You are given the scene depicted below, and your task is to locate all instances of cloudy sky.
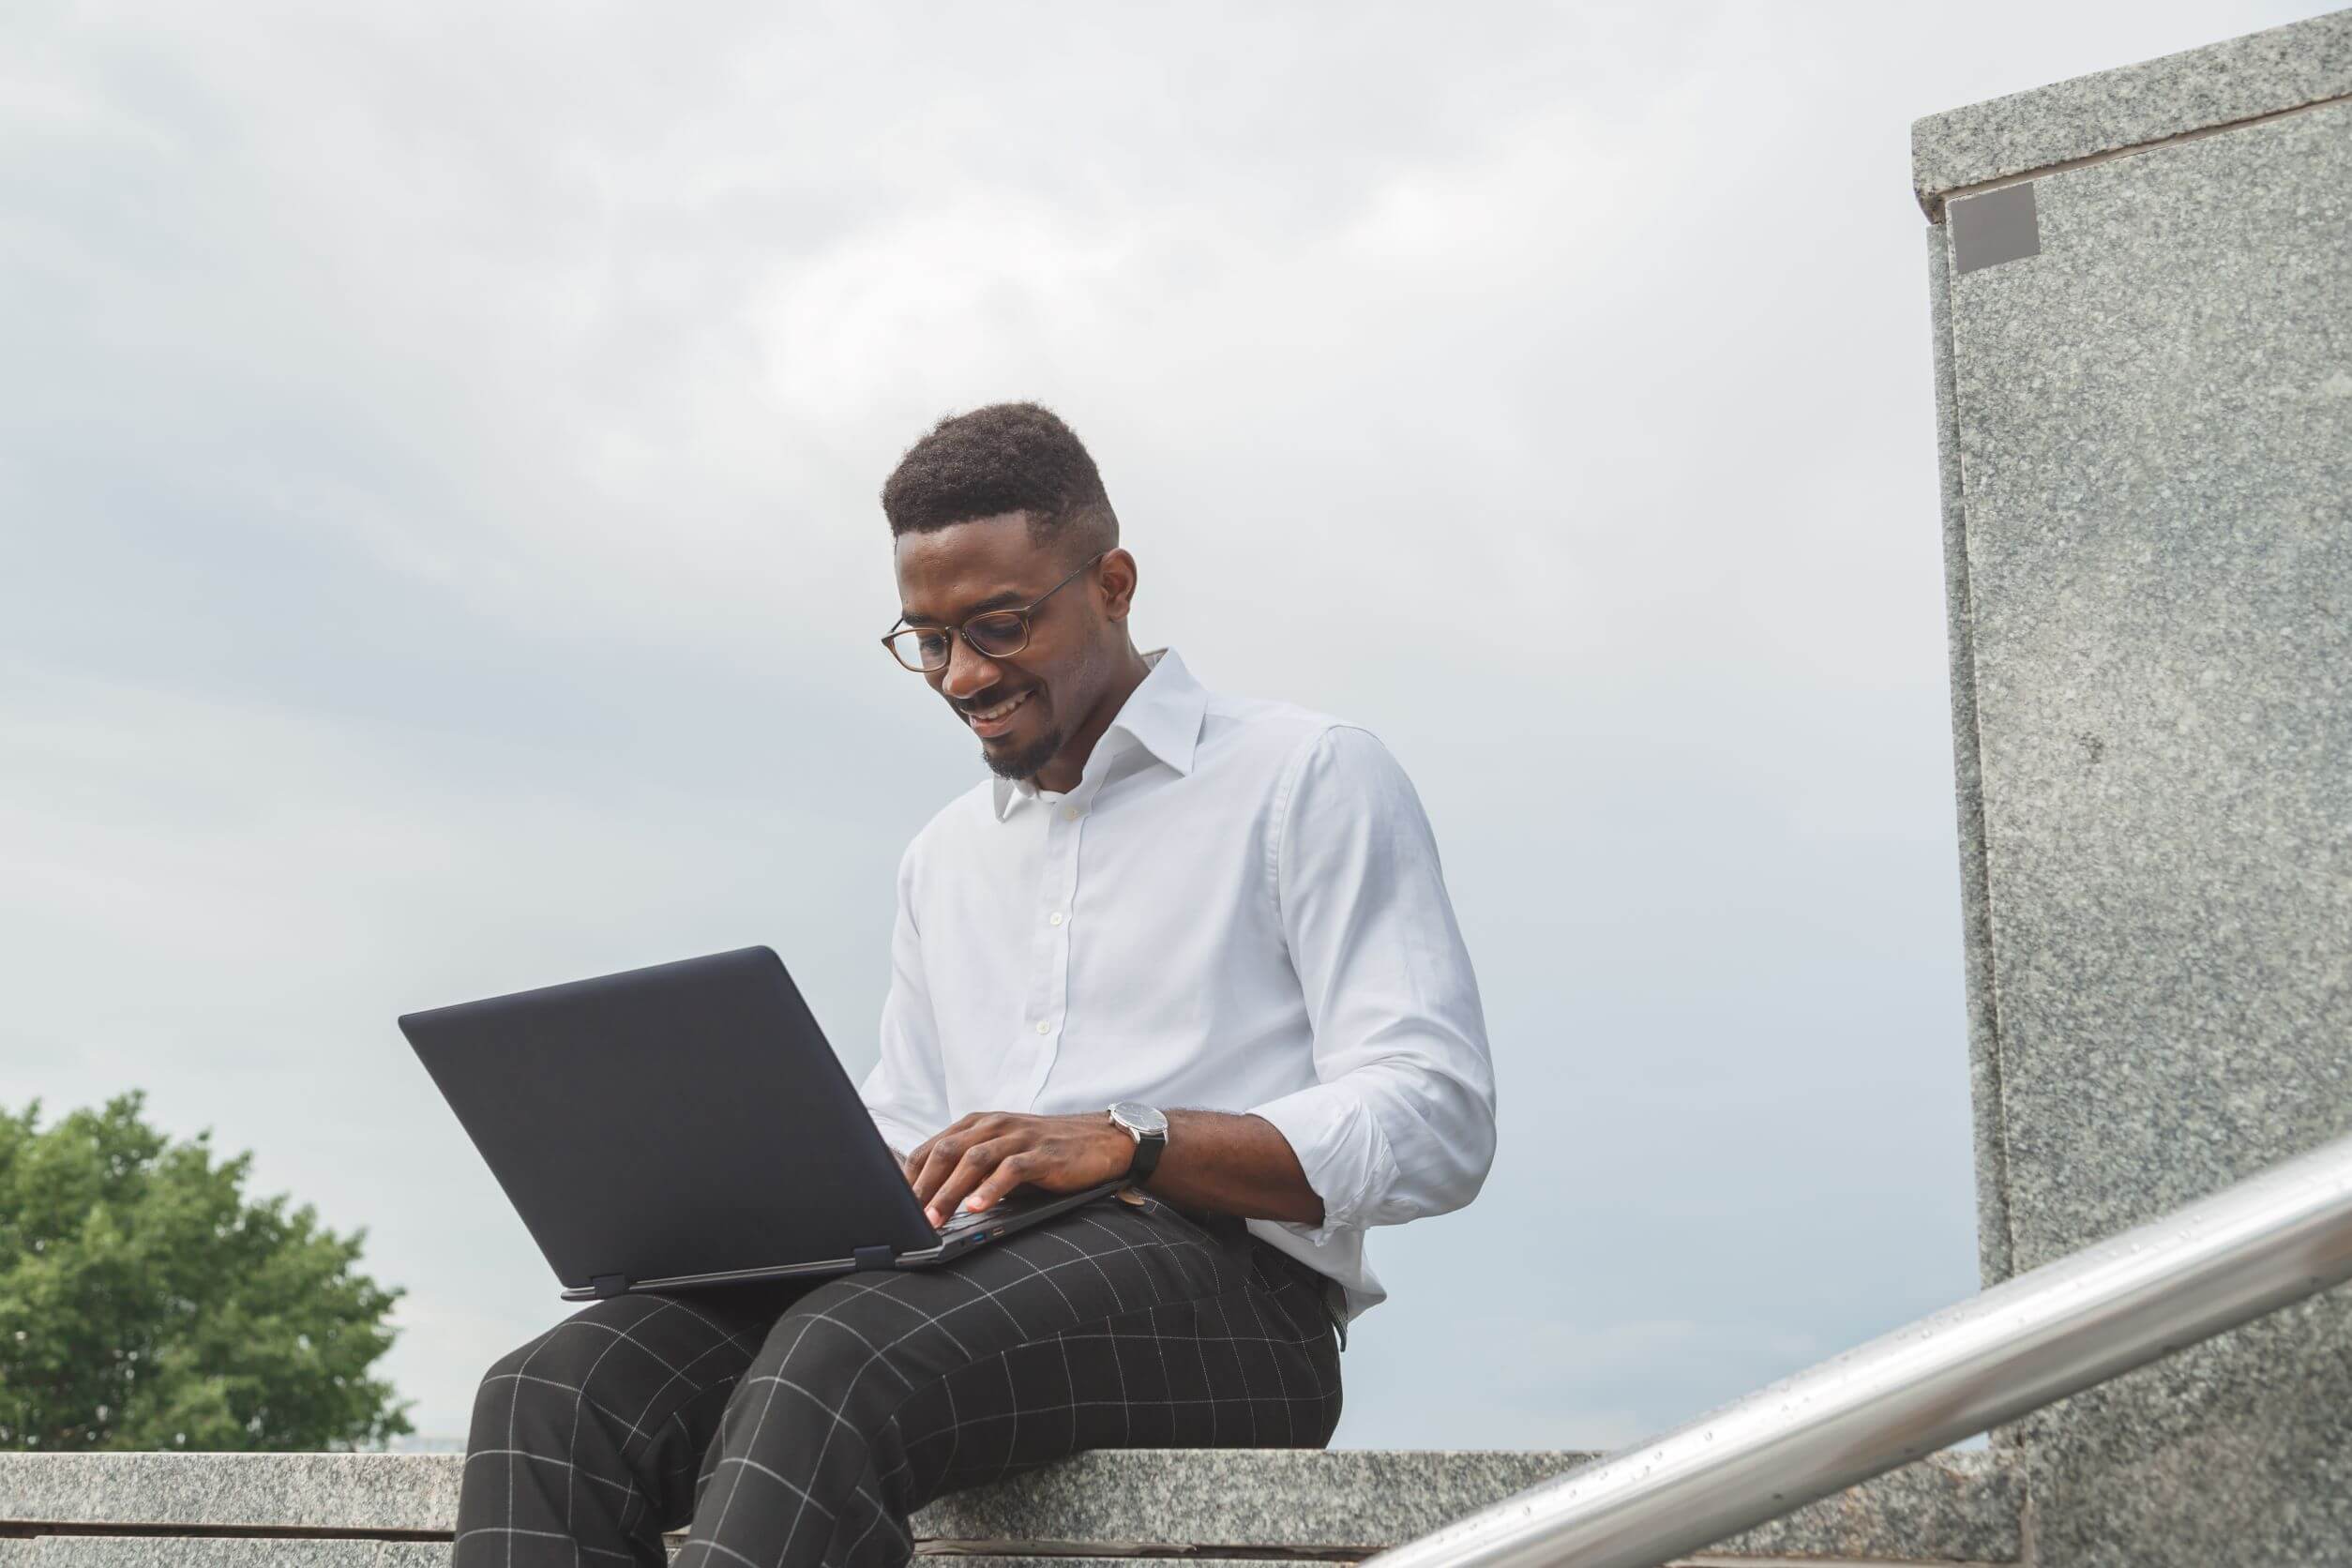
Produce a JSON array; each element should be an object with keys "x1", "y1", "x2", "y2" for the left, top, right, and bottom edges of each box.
[{"x1": 3, "y1": 0, "x2": 2328, "y2": 1451}]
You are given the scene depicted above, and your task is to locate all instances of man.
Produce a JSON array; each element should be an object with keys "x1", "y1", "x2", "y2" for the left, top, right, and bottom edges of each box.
[{"x1": 455, "y1": 403, "x2": 1495, "y2": 1568}]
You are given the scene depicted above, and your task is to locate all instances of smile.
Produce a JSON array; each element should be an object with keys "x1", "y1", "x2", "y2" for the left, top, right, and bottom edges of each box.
[{"x1": 964, "y1": 688, "x2": 1034, "y2": 736}]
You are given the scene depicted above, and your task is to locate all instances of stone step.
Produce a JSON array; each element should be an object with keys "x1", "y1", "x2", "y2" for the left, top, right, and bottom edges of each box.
[{"x1": 0, "y1": 1449, "x2": 2020, "y2": 1565}]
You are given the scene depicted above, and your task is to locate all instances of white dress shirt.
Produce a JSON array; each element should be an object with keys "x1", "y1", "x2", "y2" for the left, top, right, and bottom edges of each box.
[{"x1": 859, "y1": 647, "x2": 1495, "y2": 1319}]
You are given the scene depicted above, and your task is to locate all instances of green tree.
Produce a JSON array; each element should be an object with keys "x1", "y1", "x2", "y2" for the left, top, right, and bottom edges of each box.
[{"x1": 0, "y1": 1092, "x2": 414, "y2": 1450}]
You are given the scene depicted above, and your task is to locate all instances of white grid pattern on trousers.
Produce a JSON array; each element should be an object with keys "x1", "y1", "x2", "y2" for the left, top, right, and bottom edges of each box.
[{"x1": 454, "y1": 1192, "x2": 1343, "y2": 1568}]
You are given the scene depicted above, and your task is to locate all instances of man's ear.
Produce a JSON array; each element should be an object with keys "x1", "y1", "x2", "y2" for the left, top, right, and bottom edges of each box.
[{"x1": 1097, "y1": 549, "x2": 1139, "y2": 621}]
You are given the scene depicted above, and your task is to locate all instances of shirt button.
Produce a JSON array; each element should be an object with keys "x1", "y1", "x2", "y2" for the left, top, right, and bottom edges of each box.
[
  {"x1": 1034, "y1": 1020, "x2": 1050, "y2": 1034},
  {"x1": 1062, "y1": 805, "x2": 1080, "y2": 822},
  {"x1": 1048, "y1": 912, "x2": 1064, "y2": 927}
]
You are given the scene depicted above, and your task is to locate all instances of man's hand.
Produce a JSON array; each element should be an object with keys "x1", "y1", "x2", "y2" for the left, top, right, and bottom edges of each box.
[
  {"x1": 904, "y1": 1111, "x2": 1134, "y2": 1228},
  {"x1": 902, "y1": 1107, "x2": 1327, "y2": 1230}
]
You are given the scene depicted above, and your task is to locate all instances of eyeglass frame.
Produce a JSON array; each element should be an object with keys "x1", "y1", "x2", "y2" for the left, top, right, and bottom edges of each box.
[{"x1": 881, "y1": 550, "x2": 1109, "y2": 673}]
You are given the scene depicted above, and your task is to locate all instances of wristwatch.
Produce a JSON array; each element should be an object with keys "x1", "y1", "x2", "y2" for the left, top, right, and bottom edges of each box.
[{"x1": 1107, "y1": 1101, "x2": 1168, "y2": 1184}]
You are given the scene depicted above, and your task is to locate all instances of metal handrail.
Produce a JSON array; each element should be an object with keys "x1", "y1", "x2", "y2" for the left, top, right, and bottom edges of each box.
[{"x1": 1366, "y1": 1130, "x2": 2352, "y2": 1568}]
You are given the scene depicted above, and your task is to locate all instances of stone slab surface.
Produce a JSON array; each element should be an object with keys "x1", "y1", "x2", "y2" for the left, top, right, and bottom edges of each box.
[
  {"x1": 0, "y1": 1448, "x2": 2021, "y2": 1562},
  {"x1": 1936, "y1": 91, "x2": 2352, "y2": 1568},
  {"x1": 1910, "y1": 7, "x2": 2352, "y2": 211},
  {"x1": 0, "y1": 1551, "x2": 2013, "y2": 1560},
  {"x1": 911, "y1": 1448, "x2": 2018, "y2": 1560},
  {"x1": 23, "y1": 1545, "x2": 409, "y2": 1568},
  {"x1": 368, "y1": 1550, "x2": 449, "y2": 1568},
  {"x1": 0, "y1": 1455, "x2": 462, "y2": 1533}
]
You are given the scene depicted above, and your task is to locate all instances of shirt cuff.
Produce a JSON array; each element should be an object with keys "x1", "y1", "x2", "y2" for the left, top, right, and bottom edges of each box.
[{"x1": 1247, "y1": 1081, "x2": 1398, "y2": 1244}]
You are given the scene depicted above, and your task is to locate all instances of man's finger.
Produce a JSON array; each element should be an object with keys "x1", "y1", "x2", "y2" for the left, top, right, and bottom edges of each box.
[
  {"x1": 926, "y1": 1138, "x2": 1009, "y2": 1226},
  {"x1": 911, "y1": 1117, "x2": 976, "y2": 1181},
  {"x1": 911, "y1": 1136, "x2": 967, "y2": 1207},
  {"x1": 903, "y1": 1138, "x2": 936, "y2": 1185},
  {"x1": 961, "y1": 1152, "x2": 1037, "y2": 1214}
]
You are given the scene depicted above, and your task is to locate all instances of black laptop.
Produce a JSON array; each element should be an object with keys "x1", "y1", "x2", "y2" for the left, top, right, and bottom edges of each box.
[{"x1": 399, "y1": 945, "x2": 1122, "y2": 1301}]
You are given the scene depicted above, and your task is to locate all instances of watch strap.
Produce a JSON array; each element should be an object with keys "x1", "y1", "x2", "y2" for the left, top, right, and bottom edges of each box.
[{"x1": 1126, "y1": 1123, "x2": 1166, "y2": 1184}]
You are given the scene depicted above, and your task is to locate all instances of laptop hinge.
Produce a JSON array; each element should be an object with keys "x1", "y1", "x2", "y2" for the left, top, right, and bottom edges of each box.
[
  {"x1": 589, "y1": 1273, "x2": 631, "y2": 1297},
  {"x1": 852, "y1": 1245, "x2": 897, "y2": 1273}
]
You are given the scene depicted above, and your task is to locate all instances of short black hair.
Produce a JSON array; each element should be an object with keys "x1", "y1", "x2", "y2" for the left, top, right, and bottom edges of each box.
[{"x1": 881, "y1": 401, "x2": 1118, "y2": 557}]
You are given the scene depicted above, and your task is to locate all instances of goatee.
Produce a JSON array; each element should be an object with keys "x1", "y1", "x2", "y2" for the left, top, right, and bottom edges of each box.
[{"x1": 983, "y1": 728, "x2": 1063, "y2": 781}]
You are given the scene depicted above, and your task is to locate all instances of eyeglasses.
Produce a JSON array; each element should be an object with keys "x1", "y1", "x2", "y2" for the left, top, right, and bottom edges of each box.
[{"x1": 882, "y1": 551, "x2": 1108, "y2": 673}]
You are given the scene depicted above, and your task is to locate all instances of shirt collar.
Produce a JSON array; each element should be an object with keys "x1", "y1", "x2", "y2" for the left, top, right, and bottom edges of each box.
[{"x1": 990, "y1": 647, "x2": 1207, "y2": 821}]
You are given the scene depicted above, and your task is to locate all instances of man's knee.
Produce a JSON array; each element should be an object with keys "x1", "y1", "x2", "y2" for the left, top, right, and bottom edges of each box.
[
  {"x1": 739, "y1": 1284, "x2": 919, "y2": 1442},
  {"x1": 475, "y1": 1298, "x2": 666, "y2": 1444}
]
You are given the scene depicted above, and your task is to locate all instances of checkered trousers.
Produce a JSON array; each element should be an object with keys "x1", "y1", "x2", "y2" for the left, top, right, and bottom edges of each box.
[{"x1": 454, "y1": 1190, "x2": 1344, "y2": 1568}]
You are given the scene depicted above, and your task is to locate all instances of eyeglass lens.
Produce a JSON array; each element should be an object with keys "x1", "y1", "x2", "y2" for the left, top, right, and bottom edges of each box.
[
  {"x1": 963, "y1": 612, "x2": 1028, "y2": 656},
  {"x1": 890, "y1": 611, "x2": 1029, "y2": 671}
]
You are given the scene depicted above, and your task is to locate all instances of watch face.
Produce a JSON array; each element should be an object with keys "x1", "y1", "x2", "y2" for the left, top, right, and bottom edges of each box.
[{"x1": 1109, "y1": 1100, "x2": 1168, "y2": 1138}]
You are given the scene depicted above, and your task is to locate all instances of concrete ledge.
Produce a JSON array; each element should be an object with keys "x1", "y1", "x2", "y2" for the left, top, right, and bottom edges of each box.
[
  {"x1": 0, "y1": 1554, "x2": 2018, "y2": 1568},
  {"x1": 0, "y1": 1455, "x2": 459, "y2": 1535},
  {"x1": 1909, "y1": 7, "x2": 2352, "y2": 215},
  {"x1": 0, "y1": 1449, "x2": 2021, "y2": 1564},
  {"x1": 910, "y1": 1448, "x2": 2019, "y2": 1560}
]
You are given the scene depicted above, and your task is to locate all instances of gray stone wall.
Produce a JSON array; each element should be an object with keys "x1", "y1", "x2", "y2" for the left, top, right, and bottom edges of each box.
[
  {"x1": 1916, "y1": 10, "x2": 2352, "y2": 1566},
  {"x1": 0, "y1": 1450, "x2": 2023, "y2": 1566}
]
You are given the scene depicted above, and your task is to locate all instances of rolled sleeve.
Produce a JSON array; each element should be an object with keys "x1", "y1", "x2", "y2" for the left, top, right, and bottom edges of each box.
[
  {"x1": 1249, "y1": 725, "x2": 1497, "y2": 1244},
  {"x1": 1249, "y1": 1078, "x2": 1397, "y2": 1243}
]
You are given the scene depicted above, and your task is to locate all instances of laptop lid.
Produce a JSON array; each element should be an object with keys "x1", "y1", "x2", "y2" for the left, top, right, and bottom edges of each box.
[{"x1": 399, "y1": 945, "x2": 936, "y2": 1292}]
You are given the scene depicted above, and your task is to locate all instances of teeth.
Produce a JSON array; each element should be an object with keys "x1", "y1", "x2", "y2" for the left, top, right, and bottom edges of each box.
[{"x1": 970, "y1": 689, "x2": 1032, "y2": 722}]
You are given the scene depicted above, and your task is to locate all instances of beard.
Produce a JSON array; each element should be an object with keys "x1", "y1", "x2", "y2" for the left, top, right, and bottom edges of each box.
[{"x1": 981, "y1": 723, "x2": 1064, "y2": 782}]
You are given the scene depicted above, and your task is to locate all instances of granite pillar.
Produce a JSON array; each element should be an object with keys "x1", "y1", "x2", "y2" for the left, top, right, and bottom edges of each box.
[{"x1": 1915, "y1": 9, "x2": 2352, "y2": 1565}]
